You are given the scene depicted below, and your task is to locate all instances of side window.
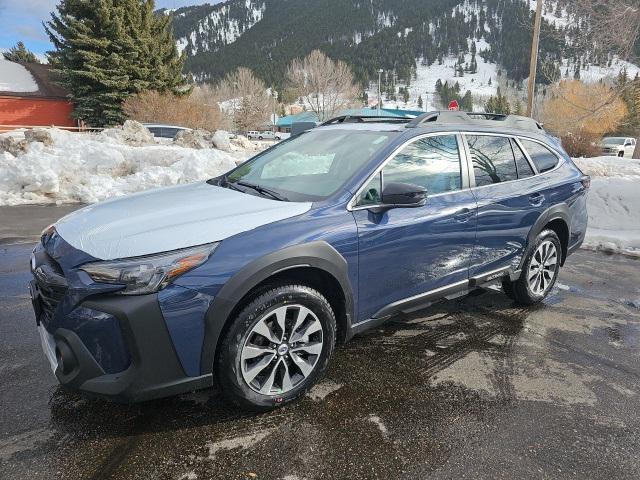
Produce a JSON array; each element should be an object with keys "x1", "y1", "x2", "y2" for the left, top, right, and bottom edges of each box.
[
  {"x1": 467, "y1": 135, "x2": 518, "y2": 186},
  {"x1": 511, "y1": 140, "x2": 535, "y2": 178},
  {"x1": 519, "y1": 139, "x2": 559, "y2": 173},
  {"x1": 355, "y1": 135, "x2": 462, "y2": 206}
]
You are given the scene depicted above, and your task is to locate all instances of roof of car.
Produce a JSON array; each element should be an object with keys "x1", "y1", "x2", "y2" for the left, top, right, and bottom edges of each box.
[
  {"x1": 142, "y1": 123, "x2": 192, "y2": 130},
  {"x1": 315, "y1": 111, "x2": 551, "y2": 140}
]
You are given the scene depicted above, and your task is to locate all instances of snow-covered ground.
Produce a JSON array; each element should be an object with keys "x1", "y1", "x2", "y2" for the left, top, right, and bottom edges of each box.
[
  {"x1": 0, "y1": 127, "x2": 257, "y2": 206},
  {"x1": 574, "y1": 156, "x2": 640, "y2": 257},
  {"x1": 0, "y1": 56, "x2": 38, "y2": 93},
  {"x1": 367, "y1": 38, "x2": 498, "y2": 111}
]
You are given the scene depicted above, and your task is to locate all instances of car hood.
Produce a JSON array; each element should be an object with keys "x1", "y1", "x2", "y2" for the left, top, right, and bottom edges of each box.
[{"x1": 54, "y1": 182, "x2": 312, "y2": 260}]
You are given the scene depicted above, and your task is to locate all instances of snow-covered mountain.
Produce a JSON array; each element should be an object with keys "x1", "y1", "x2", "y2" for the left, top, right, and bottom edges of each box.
[{"x1": 165, "y1": 0, "x2": 640, "y2": 108}]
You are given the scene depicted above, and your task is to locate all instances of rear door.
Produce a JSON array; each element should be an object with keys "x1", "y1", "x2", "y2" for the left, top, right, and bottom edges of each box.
[
  {"x1": 464, "y1": 133, "x2": 541, "y2": 278},
  {"x1": 353, "y1": 133, "x2": 477, "y2": 321}
]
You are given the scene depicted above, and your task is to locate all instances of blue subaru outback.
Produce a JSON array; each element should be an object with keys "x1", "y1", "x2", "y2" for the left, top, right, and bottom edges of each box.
[{"x1": 30, "y1": 111, "x2": 589, "y2": 410}]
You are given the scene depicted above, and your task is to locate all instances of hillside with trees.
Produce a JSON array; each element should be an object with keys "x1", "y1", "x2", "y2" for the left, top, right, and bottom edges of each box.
[{"x1": 166, "y1": 0, "x2": 638, "y2": 92}]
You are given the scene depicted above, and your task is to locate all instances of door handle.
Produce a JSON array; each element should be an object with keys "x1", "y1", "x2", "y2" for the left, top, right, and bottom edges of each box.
[
  {"x1": 454, "y1": 208, "x2": 474, "y2": 222},
  {"x1": 529, "y1": 193, "x2": 545, "y2": 206}
]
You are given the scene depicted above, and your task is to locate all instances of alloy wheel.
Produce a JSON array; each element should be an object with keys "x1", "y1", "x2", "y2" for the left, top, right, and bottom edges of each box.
[
  {"x1": 527, "y1": 240, "x2": 558, "y2": 296},
  {"x1": 240, "y1": 304, "x2": 324, "y2": 395}
]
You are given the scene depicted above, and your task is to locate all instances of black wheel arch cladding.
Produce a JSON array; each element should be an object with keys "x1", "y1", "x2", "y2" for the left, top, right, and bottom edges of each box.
[
  {"x1": 522, "y1": 203, "x2": 570, "y2": 269},
  {"x1": 200, "y1": 241, "x2": 353, "y2": 375}
]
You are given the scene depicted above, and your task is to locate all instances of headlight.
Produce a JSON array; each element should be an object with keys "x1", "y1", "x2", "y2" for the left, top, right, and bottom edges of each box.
[{"x1": 81, "y1": 243, "x2": 219, "y2": 295}]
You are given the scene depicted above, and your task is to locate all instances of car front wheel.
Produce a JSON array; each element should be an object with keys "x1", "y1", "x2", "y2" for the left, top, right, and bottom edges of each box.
[
  {"x1": 502, "y1": 229, "x2": 562, "y2": 305},
  {"x1": 217, "y1": 284, "x2": 336, "y2": 411}
]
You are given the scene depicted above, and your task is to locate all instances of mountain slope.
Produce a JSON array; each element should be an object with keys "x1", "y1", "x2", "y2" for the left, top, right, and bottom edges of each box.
[{"x1": 166, "y1": 0, "x2": 639, "y2": 95}]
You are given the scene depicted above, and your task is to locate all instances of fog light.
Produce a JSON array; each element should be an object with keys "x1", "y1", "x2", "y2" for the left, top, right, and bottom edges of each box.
[{"x1": 55, "y1": 341, "x2": 77, "y2": 375}]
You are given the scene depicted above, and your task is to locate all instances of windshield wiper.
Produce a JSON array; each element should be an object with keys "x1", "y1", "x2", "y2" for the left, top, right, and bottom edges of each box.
[
  {"x1": 236, "y1": 181, "x2": 289, "y2": 202},
  {"x1": 219, "y1": 177, "x2": 243, "y2": 193}
]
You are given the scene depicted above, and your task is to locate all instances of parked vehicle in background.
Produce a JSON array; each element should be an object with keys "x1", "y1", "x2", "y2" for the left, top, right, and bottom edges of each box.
[
  {"x1": 143, "y1": 124, "x2": 192, "y2": 139},
  {"x1": 247, "y1": 130, "x2": 287, "y2": 140},
  {"x1": 29, "y1": 111, "x2": 589, "y2": 411},
  {"x1": 600, "y1": 137, "x2": 637, "y2": 158}
]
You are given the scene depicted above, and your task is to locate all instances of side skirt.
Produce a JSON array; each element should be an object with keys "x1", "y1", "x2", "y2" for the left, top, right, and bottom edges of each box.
[{"x1": 348, "y1": 266, "x2": 515, "y2": 338}]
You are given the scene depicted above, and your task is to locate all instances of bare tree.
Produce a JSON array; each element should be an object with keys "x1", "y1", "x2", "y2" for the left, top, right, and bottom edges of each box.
[
  {"x1": 217, "y1": 67, "x2": 272, "y2": 132},
  {"x1": 572, "y1": 0, "x2": 640, "y2": 60},
  {"x1": 286, "y1": 50, "x2": 359, "y2": 122},
  {"x1": 123, "y1": 89, "x2": 225, "y2": 130}
]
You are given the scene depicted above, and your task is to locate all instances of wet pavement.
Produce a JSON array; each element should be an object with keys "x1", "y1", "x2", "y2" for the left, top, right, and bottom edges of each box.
[{"x1": 2, "y1": 232, "x2": 640, "y2": 478}]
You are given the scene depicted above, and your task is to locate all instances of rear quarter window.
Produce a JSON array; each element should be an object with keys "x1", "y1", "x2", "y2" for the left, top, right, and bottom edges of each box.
[{"x1": 519, "y1": 139, "x2": 560, "y2": 173}]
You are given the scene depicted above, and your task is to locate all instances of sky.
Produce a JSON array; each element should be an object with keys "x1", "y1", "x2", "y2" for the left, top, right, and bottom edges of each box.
[{"x1": 0, "y1": 0, "x2": 219, "y2": 55}]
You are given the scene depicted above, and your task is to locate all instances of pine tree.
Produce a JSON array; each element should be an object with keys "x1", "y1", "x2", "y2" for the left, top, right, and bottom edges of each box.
[
  {"x1": 45, "y1": 0, "x2": 188, "y2": 127},
  {"x1": 417, "y1": 95, "x2": 423, "y2": 110},
  {"x1": 485, "y1": 87, "x2": 511, "y2": 114},
  {"x1": 3, "y1": 41, "x2": 40, "y2": 63},
  {"x1": 461, "y1": 90, "x2": 473, "y2": 111}
]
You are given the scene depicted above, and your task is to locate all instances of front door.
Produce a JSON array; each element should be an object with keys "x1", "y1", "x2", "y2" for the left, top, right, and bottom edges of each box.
[{"x1": 352, "y1": 134, "x2": 477, "y2": 322}]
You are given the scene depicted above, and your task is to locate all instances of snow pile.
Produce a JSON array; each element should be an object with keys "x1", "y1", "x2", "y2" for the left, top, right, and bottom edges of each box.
[
  {"x1": 0, "y1": 126, "x2": 255, "y2": 206},
  {"x1": 0, "y1": 56, "x2": 39, "y2": 93},
  {"x1": 574, "y1": 156, "x2": 640, "y2": 256}
]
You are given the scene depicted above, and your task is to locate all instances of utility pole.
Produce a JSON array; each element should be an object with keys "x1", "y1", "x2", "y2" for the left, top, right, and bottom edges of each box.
[
  {"x1": 271, "y1": 89, "x2": 278, "y2": 134},
  {"x1": 377, "y1": 69, "x2": 384, "y2": 115},
  {"x1": 526, "y1": 0, "x2": 543, "y2": 117}
]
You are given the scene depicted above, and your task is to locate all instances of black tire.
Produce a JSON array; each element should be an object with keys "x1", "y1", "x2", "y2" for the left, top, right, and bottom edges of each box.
[
  {"x1": 618, "y1": 151, "x2": 624, "y2": 158},
  {"x1": 503, "y1": 229, "x2": 562, "y2": 306},
  {"x1": 216, "y1": 284, "x2": 336, "y2": 411},
  {"x1": 258, "y1": 136, "x2": 263, "y2": 140}
]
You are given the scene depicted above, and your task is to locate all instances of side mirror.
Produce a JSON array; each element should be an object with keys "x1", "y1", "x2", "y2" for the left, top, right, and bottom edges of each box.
[{"x1": 381, "y1": 182, "x2": 427, "y2": 208}]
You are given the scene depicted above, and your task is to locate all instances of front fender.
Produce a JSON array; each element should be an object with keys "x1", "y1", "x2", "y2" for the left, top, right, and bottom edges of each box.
[{"x1": 199, "y1": 241, "x2": 354, "y2": 375}]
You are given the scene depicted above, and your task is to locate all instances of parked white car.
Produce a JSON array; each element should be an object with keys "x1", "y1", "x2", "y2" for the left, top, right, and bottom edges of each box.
[
  {"x1": 600, "y1": 137, "x2": 637, "y2": 158},
  {"x1": 247, "y1": 130, "x2": 288, "y2": 140}
]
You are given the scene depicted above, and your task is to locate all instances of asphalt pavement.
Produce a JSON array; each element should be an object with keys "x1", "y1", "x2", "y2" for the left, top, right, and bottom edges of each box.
[{"x1": 1, "y1": 206, "x2": 640, "y2": 479}]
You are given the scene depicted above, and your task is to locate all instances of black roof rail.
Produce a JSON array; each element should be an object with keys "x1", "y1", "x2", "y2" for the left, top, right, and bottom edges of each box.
[
  {"x1": 406, "y1": 111, "x2": 544, "y2": 132},
  {"x1": 320, "y1": 115, "x2": 413, "y2": 126}
]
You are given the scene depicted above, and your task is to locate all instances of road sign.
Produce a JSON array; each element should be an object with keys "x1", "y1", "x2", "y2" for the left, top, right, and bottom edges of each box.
[{"x1": 448, "y1": 99, "x2": 459, "y2": 111}]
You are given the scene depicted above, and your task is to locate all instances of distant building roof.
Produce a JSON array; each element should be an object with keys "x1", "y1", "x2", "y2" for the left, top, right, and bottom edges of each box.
[
  {"x1": 0, "y1": 59, "x2": 69, "y2": 99},
  {"x1": 276, "y1": 107, "x2": 424, "y2": 127},
  {"x1": 276, "y1": 111, "x2": 319, "y2": 127}
]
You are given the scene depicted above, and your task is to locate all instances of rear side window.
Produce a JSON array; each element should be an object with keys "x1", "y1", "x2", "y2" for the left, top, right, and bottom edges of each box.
[
  {"x1": 519, "y1": 139, "x2": 559, "y2": 173},
  {"x1": 511, "y1": 140, "x2": 535, "y2": 178},
  {"x1": 467, "y1": 135, "x2": 518, "y2": 186}
]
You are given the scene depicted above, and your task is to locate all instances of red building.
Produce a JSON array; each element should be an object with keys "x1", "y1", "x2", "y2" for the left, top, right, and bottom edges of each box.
[{"x1": 0, "y1": 62, "x2": 76, "y2": 131}]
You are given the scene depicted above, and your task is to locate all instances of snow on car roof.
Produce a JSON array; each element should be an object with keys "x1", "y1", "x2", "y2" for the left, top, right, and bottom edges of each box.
[{"x1": 0, "y1": 56, "x2": 39, "y2": 93}]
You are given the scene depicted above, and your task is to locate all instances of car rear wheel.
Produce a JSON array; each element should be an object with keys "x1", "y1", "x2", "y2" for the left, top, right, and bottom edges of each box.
[
  {"x1": 502, "y1": 229, "x2": 562, "y2": 305},
  {"x1": 216, "y1": 284, "x2": 336, "y2": 411}
]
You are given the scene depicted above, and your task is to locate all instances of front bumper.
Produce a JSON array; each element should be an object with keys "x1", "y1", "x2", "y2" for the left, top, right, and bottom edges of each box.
[{"x1": 31, "y1": 287, "x2": 213, "y2": 402}]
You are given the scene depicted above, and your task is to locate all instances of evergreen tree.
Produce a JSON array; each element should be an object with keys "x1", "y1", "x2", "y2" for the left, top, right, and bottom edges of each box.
[
  {"x1": 513, "y1": 100, "x2": 524, "y2": 116},
  {"x1": 485, "y1": 87, "x2": 511, "y2": 114},
  {"x1": 417, "y1": 94, "x2": 423, "y2": 109},
  {"x1": 3, "y1": 41, "x2": 40, "y2": 63},
  {"x1": 45, "y1": 0, "x2": 188, "y2": 127},
  {"x1": 461, "y1": 90, "x2": 473, "y2": 111}
]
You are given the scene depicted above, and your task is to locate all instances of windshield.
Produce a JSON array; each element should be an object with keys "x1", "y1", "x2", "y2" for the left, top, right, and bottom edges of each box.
[
  {"x1": 603, "y1": 137, "x2": 626, "y2": 145},
  {"x1": 222, "y1": 129, "x2": 393, "y2": 202}
]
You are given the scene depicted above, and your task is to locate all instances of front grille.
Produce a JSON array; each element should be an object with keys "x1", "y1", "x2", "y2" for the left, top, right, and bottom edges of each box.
[{"x1": 32, "y1": 251, "x2": 68, "y2": 321}]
